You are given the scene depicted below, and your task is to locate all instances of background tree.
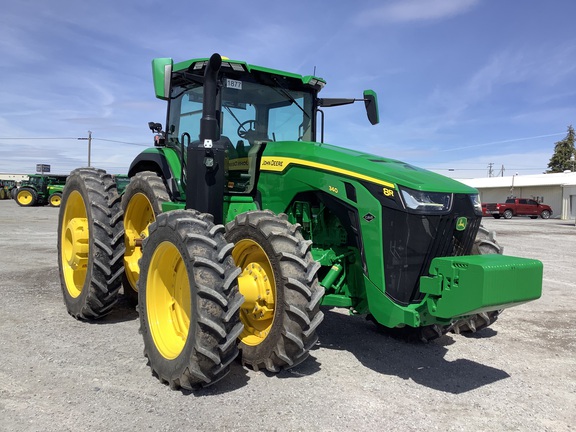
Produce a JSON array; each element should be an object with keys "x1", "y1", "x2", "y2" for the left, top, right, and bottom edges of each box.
[{"x1": 547, "y1": 125, "x2": 576, "y2": 173}]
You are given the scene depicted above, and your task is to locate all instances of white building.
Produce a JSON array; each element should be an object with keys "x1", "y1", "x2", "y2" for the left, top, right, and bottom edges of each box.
[
  {"x1": 0, "y1": 173, "x2": 28, "y2": 182},
  {"x1": 457, "y1": 171, "x2": 576, "y2": 220}
]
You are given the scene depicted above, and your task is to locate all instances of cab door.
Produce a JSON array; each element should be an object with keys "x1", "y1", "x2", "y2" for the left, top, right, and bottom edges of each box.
[{"x1": 527, "y1": 199, "x2": 539, "y2": 216}]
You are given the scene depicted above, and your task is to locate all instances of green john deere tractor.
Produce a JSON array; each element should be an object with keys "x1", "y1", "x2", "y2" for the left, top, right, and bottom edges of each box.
[
  {"x1": 16, "y1": 174, "x2": 67, "y2": 207},
  {"x1": 57, "y1": 54, "x2": 543, "y2": 390},
  {"x1": 0, "y1": 180, "x2": 16, "y2": 200}
]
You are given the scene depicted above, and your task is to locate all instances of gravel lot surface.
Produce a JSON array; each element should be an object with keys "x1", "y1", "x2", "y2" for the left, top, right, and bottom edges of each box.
[{"x1": 0, "y1": 200, "x2": 574, "y2": 432}]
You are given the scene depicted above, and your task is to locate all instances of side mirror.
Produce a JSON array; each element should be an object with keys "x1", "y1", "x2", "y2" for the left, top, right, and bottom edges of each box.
[
  {"x1": 152, "y1": 58, "x2": 173, "y2": 100},
  {"x1": 363, "y1": 90, "x2": 379, "y2": 125}
]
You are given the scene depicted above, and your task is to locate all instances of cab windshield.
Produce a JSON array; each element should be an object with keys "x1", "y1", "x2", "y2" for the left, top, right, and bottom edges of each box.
[
  {"x1": 166, "y1": 73, "x2": 315, "y2": 193},
  {"x1": 167, "y1": 76, "x2": 314, "y2": 150}
]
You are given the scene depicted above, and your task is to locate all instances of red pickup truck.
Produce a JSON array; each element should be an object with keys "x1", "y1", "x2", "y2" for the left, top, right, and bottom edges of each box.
[{"x1": 485, "y1": 198, "x2": 552, "y2": 219}]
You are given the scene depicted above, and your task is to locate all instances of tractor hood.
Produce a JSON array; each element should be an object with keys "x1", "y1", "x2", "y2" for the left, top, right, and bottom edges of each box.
[{"x1": 261, "y1": 141, "x2": 477, "y2": 195}]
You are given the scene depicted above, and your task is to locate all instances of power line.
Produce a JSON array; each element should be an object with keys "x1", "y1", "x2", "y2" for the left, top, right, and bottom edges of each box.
[
  {"x1": 0, "y1": 136, "x2": 149, "y2": 147},
  {"x1": 93, "y1": 138, "x2": 148, "y2": 147},
  {"x1": 0, "y1": 137, "x2": 79, "y2": 140},
  {"x1": 429, "y1": 167, "x2": 545, "y2": 171}
]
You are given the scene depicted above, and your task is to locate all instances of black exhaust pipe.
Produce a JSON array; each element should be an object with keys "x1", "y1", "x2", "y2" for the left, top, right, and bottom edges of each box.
[
  {"x1": 186, "y1": 53, "x2": 226, "y2": 223},
  {"x1": 199, "y1": 53, "x2": 222, "y2": 144}
]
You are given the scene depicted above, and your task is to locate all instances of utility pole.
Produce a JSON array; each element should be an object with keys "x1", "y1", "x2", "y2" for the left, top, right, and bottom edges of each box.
[
  {"x1": 488, "y1": 162, "x2": 494, "y2": 177},
  {"x1": 77, "y1": 130, "x2": 93, "y2": 167}
]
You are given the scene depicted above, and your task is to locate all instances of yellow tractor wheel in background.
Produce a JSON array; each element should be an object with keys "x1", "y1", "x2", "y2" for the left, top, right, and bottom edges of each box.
[
  {"x1": 16, "y1": 187, "x2": 37, "y2": 207},
  {"x1": 49, "y1": 192, "x2": 62, "y2": 207}
]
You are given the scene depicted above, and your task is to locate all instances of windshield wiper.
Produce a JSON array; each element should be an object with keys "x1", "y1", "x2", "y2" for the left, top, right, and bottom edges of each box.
[{"x1": 270, "y1": 77, "x2": 310, "y2": 119}]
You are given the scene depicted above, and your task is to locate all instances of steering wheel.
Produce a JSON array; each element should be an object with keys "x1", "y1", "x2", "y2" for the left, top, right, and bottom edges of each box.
[{"x1": 237, "y1": 120, "x2": 257, "y2": 139}]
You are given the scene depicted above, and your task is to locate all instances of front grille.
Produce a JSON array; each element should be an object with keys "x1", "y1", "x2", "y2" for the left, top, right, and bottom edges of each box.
[{"x1": 381, "y1": 194, "x2": 481, "y2": 306}]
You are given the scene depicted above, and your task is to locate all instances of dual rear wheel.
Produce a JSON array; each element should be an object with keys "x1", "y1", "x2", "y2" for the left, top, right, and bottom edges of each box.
[{"x1": 57, "y1": 168, "x2": 124, "y2": 319}]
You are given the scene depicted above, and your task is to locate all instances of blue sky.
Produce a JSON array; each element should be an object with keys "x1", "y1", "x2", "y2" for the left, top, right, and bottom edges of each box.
[{"x1": 1, "y1": 0, "x2": 575, "y2": 178}]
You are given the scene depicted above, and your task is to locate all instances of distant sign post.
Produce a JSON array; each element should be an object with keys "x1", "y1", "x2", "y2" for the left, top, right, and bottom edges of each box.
[{"x1": 36, "y1": 164, "x2": 50, "y2": 174}]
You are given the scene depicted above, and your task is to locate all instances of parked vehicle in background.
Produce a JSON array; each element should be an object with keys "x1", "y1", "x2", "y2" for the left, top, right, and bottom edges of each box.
[
  {"x1": 15, "y1": 174, "x2": 68, "y2": 207},
  {"x1": 485, "y1": 198, "x2": 552, "y2": 219},
  {"x1": 0, "y1": 180, "x2": 17, "y2": 200}
]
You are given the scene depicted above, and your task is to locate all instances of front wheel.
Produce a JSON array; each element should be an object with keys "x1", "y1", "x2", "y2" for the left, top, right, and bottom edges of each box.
[
  {"x1": 540, "y1": 210, "x2": 550, "y2": 219},
  {"x1": 139, "y1": 210, "x2": 244, "y2": 390},
  {"x1": 226, "y1": 210, "x2": 324, "y2": 372},
  {"x1": 503, "y1": 209, "x2": 513, "y2": 219}
]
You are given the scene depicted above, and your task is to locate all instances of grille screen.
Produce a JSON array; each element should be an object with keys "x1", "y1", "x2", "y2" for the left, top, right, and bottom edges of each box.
[{"x1": 381, "y1": 194, "x2": 481, "y2": 305}]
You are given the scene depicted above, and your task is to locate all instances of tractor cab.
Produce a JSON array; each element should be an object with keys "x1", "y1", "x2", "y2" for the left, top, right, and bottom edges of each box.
[{"x1": 165, "y1": 61, "x2": 318, "y2": 196}]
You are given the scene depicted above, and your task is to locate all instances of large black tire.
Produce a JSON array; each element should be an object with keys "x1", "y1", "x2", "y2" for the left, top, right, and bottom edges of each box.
[
  {"x1": 57, "y1": 168, "x2": 125, "y2": 319},
  {"x1": 16, "y1": 187, "x2": 38, "y2": 207},
  {"x1": 138, "y1": 210, "x2": 244, "y2": 390},
  {"x1": 540, "y1": 210, "x2": 551, "y2": 219},
  {"x1": 225, "y1": 210, "x2": 324, "y2": 372},
  {"x1": 450, "y1": 225, "x2": 503, "y2": 334},
  {"x1": 121, "y1": 171, "x2": 170, "y2": 301},
  {"x1": 503, "y1": 209, "x2": 513, "y2": 219},
  {"x1": 10, "y1": 187, "x2": 18, "y2": 200}
]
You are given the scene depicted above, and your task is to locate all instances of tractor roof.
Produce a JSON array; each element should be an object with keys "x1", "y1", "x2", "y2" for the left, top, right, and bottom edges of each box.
[{"x1": 152, "y1": 56, "x2": 325, "y2": 100}]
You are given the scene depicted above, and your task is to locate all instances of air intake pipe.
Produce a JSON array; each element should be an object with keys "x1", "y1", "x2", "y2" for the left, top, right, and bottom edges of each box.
[{"x1": 185, "y1": 53, "x2": 226, "y2": 223}]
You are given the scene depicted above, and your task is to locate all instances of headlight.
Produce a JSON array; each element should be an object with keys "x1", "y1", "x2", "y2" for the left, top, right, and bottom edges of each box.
[
  {"x1": 469, "y1": 194, "x2": 483, "y2": 215},
  {"x1": 400, "y1": 187, "x2": 452, "y2": 214}
]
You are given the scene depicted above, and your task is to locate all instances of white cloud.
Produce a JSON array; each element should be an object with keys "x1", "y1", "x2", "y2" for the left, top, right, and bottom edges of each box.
[{"x1": 355, "y1": 0, "x2": 480, "y2": 25}]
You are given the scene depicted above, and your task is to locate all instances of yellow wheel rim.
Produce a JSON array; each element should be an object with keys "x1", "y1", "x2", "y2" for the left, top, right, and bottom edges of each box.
[
  {"x1": 146, "y1": 241, "x2": 191, "y2": 360},
  {"x1": 17, "y1": 190, "x2": 33, "y2": 205},
  {"x1": 50, "y1": 194, "x2": 62, "y2": 207},
  {"x1": 60, "y1": 190, "x2": 89, "y2": 298},
  {"x1": 233, "y1": 239, "x2": 276, "y2": 346},
  {"x1": 124, "y1": 192, "x2": 156, "y2": 293}
]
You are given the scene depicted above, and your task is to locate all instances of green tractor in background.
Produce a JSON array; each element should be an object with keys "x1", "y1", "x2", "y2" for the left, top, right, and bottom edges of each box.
[
  {"x1": 16, "y1": 174, "x2": 68, "y2": 207},
  {"x1": 0, "y1": 180, "x2": 17, "y2": 200},
  {"x1": 57, "y1": 54, "x2": 542, "y2": 390}
]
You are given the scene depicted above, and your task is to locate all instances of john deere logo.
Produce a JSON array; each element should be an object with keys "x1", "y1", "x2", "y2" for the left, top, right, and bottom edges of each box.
[{"x1": 456, "y1": 217, "x2": 468, "y2": 231}]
